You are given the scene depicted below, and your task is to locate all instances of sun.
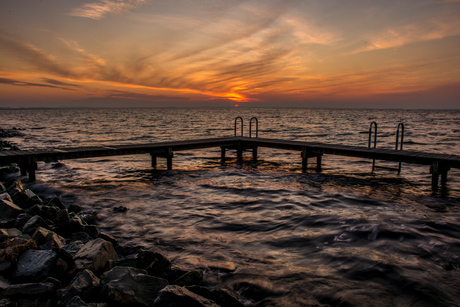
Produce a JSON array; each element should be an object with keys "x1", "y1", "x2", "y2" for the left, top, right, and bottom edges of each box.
[{"x1": 235, "y1": 104, "x2": 239, "y2": 107}]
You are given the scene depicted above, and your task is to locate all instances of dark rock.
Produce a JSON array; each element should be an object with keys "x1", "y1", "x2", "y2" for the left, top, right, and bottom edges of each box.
[
  {"x1": 83, "y1": 225, "x2": 99, "y2": 239},
  {"x1": 47, "y1": 197, "x2": 66, "y2": 210},
  {"x1": 0, "y1": 261, "x2": 13, "y2": 275},
  {"x1": 66, "y1": 296, "x2": 90, "y2": 307},
  {"x1": 5, "y1": 178, "x2": 23, "y2": 193},
  {"x1": 0, "y1": 228, "x2": 22, "y2": 242},
  {"x1": 27, "y1": 204, "x2": 59, "y2": 221},
  {"x1": 42, "y1": 276, "x2": 62, "y2": 288},
  {"x1": 113, "y1": 206, "x2": 127, "y2": 213},
  {"x1": 0, "y1": 282, "x2": 54, "y2": 296},
  {"x1": 68, "y1": 204, "x2": 82, "y2": 214},
  {"x1": 55, "y1": 209, "x2": 71, "y2": 228},
  {"x1": 32, "y1": 227, "x2": 65, "y2": 249},
  {"x1": 0, "y1": 192, "x2": 13, "y2": 202},
  {"x1": 233, "y1": 281, "x2": 281, "y2": 302},
  {"x1": 22, "y1": 215, "x2": 49, "y2": 235},
  {"x1": 173, "y1": 270, "x2": 203, "y2": 287},
  {"x1": 0, "y1": 298, "x2": 15, "y2": 307},
  {"x1": 153, "y1": 285, "x2": 219, "y2": 307},
  {"x1": 0, "y1": 182, "x2": 6, "y2": 194},
  {"x1": 70, "y1": 232, "x2": 93, "y2": 244},
  {"x1": 98, "y1": 232, "x2": 118, "y2": 247},
  {"x1": 74, "y1": 238, "x2": 118, "y2": 274},
  {"x1": 136, "y1": 249, "x2": 171, "y2": 277},
  {"x1": 0, "y1": 199, "x2": 24, "y2": 219},
  {"x1": 0, "y1": 218, "x2": 16, "y2": 228},
  {"x1": 0, "y1": 275, "x2": 11, "y2": 289},
  {"x1": 58, "y1": 269, "x2": 100, "y2": 306},
  {"x1": 13, "y1": 189, "x2": 42, "y2": 209},
  {"x1": 15, "y1": 213, "x2": 32, "y2": 229},
  {"x1": 79, "y1": 212, "x2": 97, "y2": 225},
  {"x1": 163, "y1": 266, "x2": 189, "y2": 283},
  {"x1": 63, "y1": 241, "x2": 85, "y2": 257},
  {"x1": 0, "y1": 234, "x2": 36, "y2": 263},
  {"x1": 14, "y1": 249, "x2": 58, "y2": 283},
  {"x1": 69, "y1": 213, "x2": 85, "y2": 232},
  {"x1": 101, "y1": 266, "x2": 168, "y2": 306}
]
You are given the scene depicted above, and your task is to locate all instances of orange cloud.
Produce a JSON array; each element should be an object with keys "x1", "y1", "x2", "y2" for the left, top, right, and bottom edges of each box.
[{"x1": 69, "y1": 0, "x2": 150, "y2": 20}]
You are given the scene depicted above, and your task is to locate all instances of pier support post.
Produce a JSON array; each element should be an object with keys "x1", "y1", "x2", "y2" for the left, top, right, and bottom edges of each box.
[
  {"x1": 237, "y1": 148, "x2": 243, "y2": 162},
  {"x1": 316, "y1": 154, "x2": 322, "y2": 171},
  {"x1": 166, "y1": 148, "x2": 173, "y2": 170},
  {"x1": 301, "y1": 148, "x2": 308, "y2": 172},
  {"x1": 221, "y1": 147, "x2": 226, "y2": 160},
  {"x1": 252, "y1": 147, "x2": 258, "y2": 160},
  {"x1": 150, "y1": 154, "x2": 157, "y2": 168},
  {"x1": 430, "y1": 161, "x2": 450, "y2": 191},
  {"x1": 20, "y1": 163, "x2": 28, "y2": 176},
  {"x1": 27, "y1": 157, "x2": 37, "y2": 182}
]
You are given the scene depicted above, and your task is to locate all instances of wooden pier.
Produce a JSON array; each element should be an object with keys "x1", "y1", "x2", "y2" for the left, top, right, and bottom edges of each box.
[{"x1": 1, "y1": 136, "x2": 459, "y2": 189}]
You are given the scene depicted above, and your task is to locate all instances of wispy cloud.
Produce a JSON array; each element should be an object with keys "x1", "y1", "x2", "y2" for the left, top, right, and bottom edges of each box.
[
  {"x1": 0, "y1": 77, "x2": 76, "y2": 90},
  {"x1": 69, "y1": 0, "x2": 150, "y2": 20}
]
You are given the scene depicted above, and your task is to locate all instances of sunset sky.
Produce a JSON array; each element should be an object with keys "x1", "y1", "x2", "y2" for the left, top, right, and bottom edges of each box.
[{"x1": 1, "y1": 0, "x2": 459, "y2": 108}]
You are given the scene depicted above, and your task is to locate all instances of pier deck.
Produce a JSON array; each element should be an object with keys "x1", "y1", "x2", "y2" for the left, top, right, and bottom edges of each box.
[{"x1": 1, "y1": 136, "x2": 459, "y2": 189}]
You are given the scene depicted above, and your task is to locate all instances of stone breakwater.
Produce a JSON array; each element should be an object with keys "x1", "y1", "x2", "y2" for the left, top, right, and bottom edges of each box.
[{"x1": 0, "y1": 175, "x2": 246, "y2": 307}]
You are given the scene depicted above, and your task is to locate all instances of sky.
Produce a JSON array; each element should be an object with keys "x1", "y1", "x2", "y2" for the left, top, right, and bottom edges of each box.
[{"x1": 0, "y1": 0, "x2": 459, "y2": 108}]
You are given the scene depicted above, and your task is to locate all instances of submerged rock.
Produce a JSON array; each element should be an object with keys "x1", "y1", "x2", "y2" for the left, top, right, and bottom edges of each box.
[
  {"x1": 173, "y1": 269, "x2": 203, "y2": 287},
  {"x1": 153, "y1": 285, "x2": 219, "y2": 307},
  {"x1": 101, "y1": 267, "x2": 168, "y2": 306},
  {"x1": 136, "y1": 249, "x2": 171, "y2": 277},
  {"x1": 74, "y1": 238, "x2": 118, "y2": 274}
]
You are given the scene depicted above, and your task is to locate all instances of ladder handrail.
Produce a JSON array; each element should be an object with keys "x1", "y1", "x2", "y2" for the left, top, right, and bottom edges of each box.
[
  {"x1": 395, "y1": 122, "x2": 404, "y2": 151},
  {"x1": 234, "y1": 116, "x2": 243, "y2": 136},
  {"x1": 368, "y1": 121, "x2": 377, "y2": 148},
  {"x1": 249, "y1": 117, "x2": 258, "y2": 138}
]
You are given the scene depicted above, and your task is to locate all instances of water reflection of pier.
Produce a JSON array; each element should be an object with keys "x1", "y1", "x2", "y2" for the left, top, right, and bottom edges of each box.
[{"x1": 1, "y1": 136, "x2": 458, "y2": 191}]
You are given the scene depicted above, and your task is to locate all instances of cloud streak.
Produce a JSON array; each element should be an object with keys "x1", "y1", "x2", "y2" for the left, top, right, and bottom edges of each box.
[{"x1": 69, "y1": 0, "x2": 150, "y2": 20}]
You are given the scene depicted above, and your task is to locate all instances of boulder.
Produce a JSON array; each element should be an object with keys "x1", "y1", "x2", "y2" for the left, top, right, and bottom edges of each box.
[
  {"x1": 15, "y1": 213, "x2": 32, "y2": 229},
  {"x1": 83, "y1": 225, "x2": 99, "y2": 239},
  {"x1": 58, "y1": 269, "x2": 100, "y2": 306},
  {"x1": 173, "y1": 270, "x2": 203, "y2": 286},
  {"x1": 0, "y1": 282, "x2": 54, "y2": 296},
  {"x1": 0, "y1": 228, "x2": 22, "y2": 242},
  {"x1": 63, "y1": 241, "x2": 85, "y2": 257},
  {"x1": 47, "y1": 197, "x2": 66, "y2": 210},
  {"x1": 68, "y1": 204, "x2": 82, "y2": 214},
  {"x1": 153, "y1": 285, "x2": 219, "y2": 307},
  {"x1": 22, "y1": 215, "x2": 49, "y2": 235},
  {"x1": 0, "y1": 218, "x2": 15, "y2": 228},
  {"x1": 136, "y1": 249, "x2": 171, "y2": 277},
  {"x1": 32, "y1": 227, "x2": 65, "y2": 249},
  {"x1": 74, "y1": 239, "x2": 118, "y2": 274},
  {"x1": 0, "y1": 199, "x2": 24, "y2": 219},
  {"x1": 98, "y1": 232, "x2": 118, "y2": 247},
  {"x1": 0, "y1": 192, "x2": 13, "y2": 202},
  {"x1": 0, "y1": 182, "x2": 6, "y2": 194},
  {"x1": 69, "y1": 213, "x2": 85, "y2": 232},
  {"x1": 0, "y1": 234, "x2": 36, "y2": 263},
  {"x1": 56, "y1": 209, "x2": 71, "y2": 228},
  {"x1": 101, "y1": 267, "x2": 168, "y2": 306},
  {"x1": 66, "y1": 296, "x2": 90, "y2": 307},
  {"x1": 12, "y1": 189, "x2": 42, "y2": 209},
  {"x1": 27, "y1": 204, "x2": 59, "y2": 221},
  {"x1": 14, "y1": 249, "x2": 58, "y2": 283}
]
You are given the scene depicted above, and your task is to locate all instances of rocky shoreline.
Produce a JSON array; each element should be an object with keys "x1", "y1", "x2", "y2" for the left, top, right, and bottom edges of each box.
[{"x1": 0, "y1": 172, "x2": 247, "y2": 307}]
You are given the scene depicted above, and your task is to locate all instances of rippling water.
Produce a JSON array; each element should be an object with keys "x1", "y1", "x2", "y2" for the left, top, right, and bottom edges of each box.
[{"x1": 1, "y1": 108, "x2": 460, "y2": 306}]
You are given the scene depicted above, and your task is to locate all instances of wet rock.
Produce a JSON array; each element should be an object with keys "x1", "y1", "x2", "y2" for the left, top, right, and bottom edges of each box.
[
  {"x1": 0, "y1": 282, "x2": 54, "y2": 296},
  {"x1": 98, "y1": 232, "x2": 118, "y2": 247},
  {"x1": 83, "y1": 225, "x2": 99, "y2": 239},
  {"x1": 101, "y1": 266, "x2": 168, "y2": 306},
  {"x1": 136, "y1": 249, "x2": 171, "y2": 277},
  {"x1": 63, "y1": 241, "x2": 85, "y2": 257},
  {"x1": 0, "y1": 261, "x2": 13, "y2": 275},
  {"x1": 66, "y1": 296, "x2": 90, "y2": 307},
  {"x1": 13, "y1": 189, "x2": 42, "y2": 209},
  {"x1": 153, "y1": 285, "x2": 219, "y2": 307},
  {"x1": 0, "y1": 235, "x2": 36, "y2": 263},
  {"x1": 0, "y1": 182, "x2": 6, "y2": 194},
  {"x1": 0, "y1": 218, "x2": 15, "y2": 228},
  {"x1": 0, "y1": 199, "x2": 24, "y2": 219},
  {"x1": 22, "y1": 215, "x2": 49, "y2": 235},
  {"x1": 68, "y1": 204, "x2": 82, "y2": 214},
  {"x1": 79, "y1": 212, "x2": 97, "y2": 225},
  {"x1": 47, "y1": 197, "x2": 66, "y2": 210},
  {"x1": 173, "y1": 269, "x2": 203, "y2": 287},
  {"x1": 233, "y1": 281, "x2": 281, "y2": 302},
  {"x1": 70, "y1": 232, "x2": 93, "y2": 244},
  {"x1": 0, "y1": 228, "x2": 22, "y2": 242},
  {"x1": 0, "y1": 192, "x2": 13, "y2": 202},
  {"x1": 15, "y1": 213, "x2": 32, "y2": 229},
  {"x1": 0, "y1": 275, "x2": 11, "y2": 288},
  {"x1": 163, "y1": 266, "x2": 189, "y2": 283},
  {"x1": 69, "y1": 213, "x2": 85, "y2": 232},
  {"x1": 58, "y1": 269, "x2": 101, "y2": 306},
  {"x1": 186, "y1": 286, "x2": 244, "y2": 307},
  {"x1": 14, "y1": 249, "x2": 58, "y2": 283},
  {"x1": 27, "y1": 204, "x2": 59, "y2": 221},
  {"x1": 32, "y1": 227, "x2": 65, "y2": 249},
  {"x1": 74, "y1": 238, "x2": 118, "y2": 274},
  {"x1": 56, "y1": 208, "x2": 71, "y2": 229},
  {"x1": 0, "y1": 298, "x2": 15, "y2": 307},
  {"x1": 113, "y1": 206, "x2": 127, "y2": 213}
]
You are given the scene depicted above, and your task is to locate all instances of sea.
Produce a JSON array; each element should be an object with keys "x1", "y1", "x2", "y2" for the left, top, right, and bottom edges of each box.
[{"x1": 1, "y1": 108, "x2": 460, "y2": 306}]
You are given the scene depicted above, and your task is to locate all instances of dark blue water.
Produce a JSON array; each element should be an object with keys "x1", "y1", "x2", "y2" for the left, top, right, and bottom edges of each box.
[{"x1": 1, "y1": 108, "x2": 460, "y2": 306}]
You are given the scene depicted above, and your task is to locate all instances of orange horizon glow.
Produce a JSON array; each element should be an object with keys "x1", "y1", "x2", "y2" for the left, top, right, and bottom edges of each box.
[{"x1": 0, "y1": 1, "x2": 459, "y2": 108}]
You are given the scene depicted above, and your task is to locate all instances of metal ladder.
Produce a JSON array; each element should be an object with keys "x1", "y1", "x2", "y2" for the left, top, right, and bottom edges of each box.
[{"x1": 368, "y1": 122, "x2": 404, "y2": 174}]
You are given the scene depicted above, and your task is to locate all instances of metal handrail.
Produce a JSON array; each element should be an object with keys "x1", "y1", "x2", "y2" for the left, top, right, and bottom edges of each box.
[
  {"x1": 395, "y1": 122, "x2": 404, "y2": 174},
  {"x1": 234, "y1": 116, "x2": 243, "y2": 136},
  {"x1": 249, "y1": 117, "x2": 258, "y2": 138},
  {"x1": 368, "y1": 121, "x2": 377, "y2": 172}
]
